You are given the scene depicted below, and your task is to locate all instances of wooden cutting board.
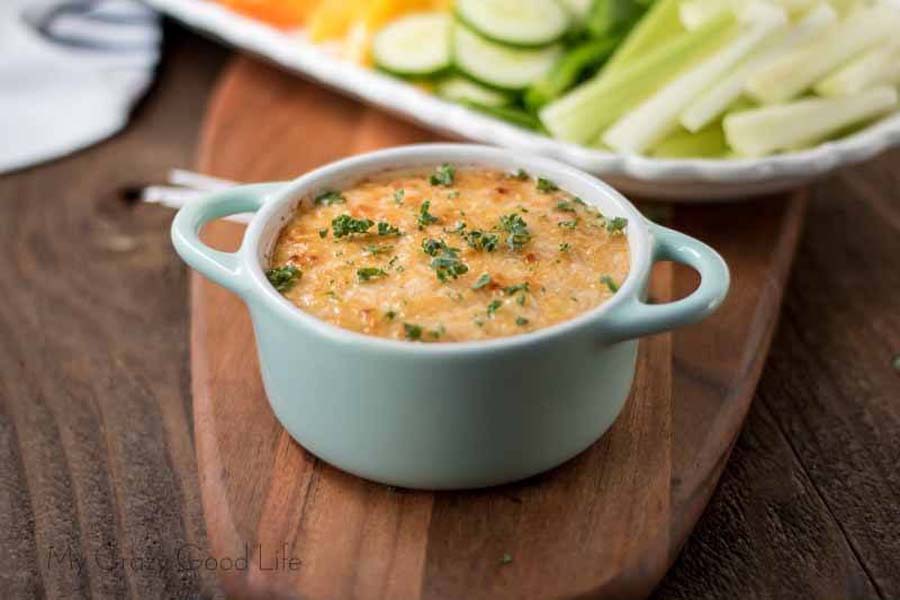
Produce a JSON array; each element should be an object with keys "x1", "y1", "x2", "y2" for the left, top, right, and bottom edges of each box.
[{"x1": 189, "y1": 56, "x2": 806, "y2": 600}]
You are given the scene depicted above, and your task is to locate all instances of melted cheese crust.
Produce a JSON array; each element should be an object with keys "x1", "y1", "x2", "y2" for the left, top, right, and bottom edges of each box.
[{"x1": 270, "y1": 168, "x2": 629, "y2": 342}]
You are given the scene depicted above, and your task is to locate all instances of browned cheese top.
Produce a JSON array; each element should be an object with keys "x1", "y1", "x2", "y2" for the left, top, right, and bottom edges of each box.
[{"x1": 267, "y1": 166, "x2": 629, "y2": 342}]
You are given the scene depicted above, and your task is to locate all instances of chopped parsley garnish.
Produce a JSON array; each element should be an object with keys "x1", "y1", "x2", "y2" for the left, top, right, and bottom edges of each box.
[
  {"x1": 364, "y1": 244, "x2": 393, "y2": 256},
  {"x1": 536, "y1": 177, "x2": 558, "y2": 193},
  {"x1": 448, "y1": 221, "x2": 467, "y2": 234},
  {"x1": 486, "y1": 300, "x2": 502, "y2": 316},
  {"x1": 447, "y1": 190, "x2": 460, "y2": 200},
  {"x1": 403, "y1": 323, "x2": 423, "y2": 340},
  {"x1": 377, "y1": 221, "x2": 401, "y2": 236},
  {"x1": 422, "y1": 238, "x2": 468, "y2": 282},
  {"x1": 559, "y1": 242, "x2": 571, "y2": 252},
  {"x1": 417, "y1": 200, "x2": 439, "y2": 229},
  {"x1": 421, "y1": 238, "x2": 446, "y2": 256},
  {"x1": 393, "y1": 189, "x2": 405, "y2": 205},
  {"x1": 498, "y1": 213, "x2": 531, "y2": 250},
  {"x1": 558, "y1": 219, "x2": 579, "y2": 229},
  {"x1": 463, "y1": 229, "x2": 499, "y2": 252},
  {"x1": 429, "y1": 163, "x2": 456, "y2": 187},
  {"x1": 500, "y1": 553, "x2": 513, "y2": 565},
  {"x1": 265, "y1": 265, "x2": 301, "y2": 292},
  {"x1": 357, "y1": 267, "x2": 387, "y2": 282},
  {"x1": 606, "y1": 216, "x2": 628, "y2": 235},
  {"x1": 318, "y1": 228, "x2": 328, "y2": 239},
  {"x1": 428, "y1": 325, "x2": 446, "y2": 339},
  {"x1": 600, "y1": 275, "x2": 619, "y2": 293},
  {"x1": 515, "y1": 317, "x2": 530, "y2": 327},
  {"x1": 472, "y1": 273, "x2": 492, "y2": 290},
  {"x1": 314, "y1": 190, "x2": 345, "y2": 206},
  {"x1": 511, "y1": 168, "x2": 530, "y2": 181},
  {"x1": 504, "y1": 283, "x2": 530, "y2": 296},
  {"x1": 556, "y1": 200, "x2": 578, "y2": 213},
  {"x1": 331, "y1": 214, "x2": 373, "y2": 238},
  {"x1": 384, "y1": 310, "x2": 397, "y2": 320}
]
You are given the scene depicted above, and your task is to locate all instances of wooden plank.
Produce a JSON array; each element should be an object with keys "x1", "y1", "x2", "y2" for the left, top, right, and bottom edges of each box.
[{"x1": 188, "y1": 55, "x2": 803, "y2": 600}]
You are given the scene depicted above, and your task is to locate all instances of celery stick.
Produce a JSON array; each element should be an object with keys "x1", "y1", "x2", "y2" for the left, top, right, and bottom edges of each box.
[
  {"x1": 815, "y1": 42, "x2": 900, "y2": 97},
  {"x1": 680, "y1": 2, "x2": 837, "y2": 132},
  {"x1": 540, "y1": 12, "x2": 737, "y2": 144},
  {"x1": 603, "y1": 5, "x2": 786, "y2": 153},
  {"x1": 679, "y1": 0, "x2": 731, "y2": 31},
  {"x1": 723, "y1": 86, "x2": 898, "y2": 156},
  {"x1": 602, "y1": 0, "x2": 685, "y2": 75},
  {"x1": 650, "y1": 124, "x2": 728, "y2": 158},
  {"x1": 745, "y1": 5, "x2": 899, "y2": 103}
]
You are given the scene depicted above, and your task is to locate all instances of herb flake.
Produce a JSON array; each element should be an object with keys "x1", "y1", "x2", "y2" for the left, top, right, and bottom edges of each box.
[
  {"x1": 536, "y1": 177, "x2": 558, "y2": 193},
  {"x1": 463, "y1": 229, "x2": 499, "y2": 252},
  {"x1": 498, "y1": 213, "x2": 531, "y2": 251},
  {"x1": 314, "y1": 190, "x2": 345, "y2": 206},
  {"x1": 472, "y1": 273, "x2": 492, "y2": 290},
  {"x1": 417, "y1": 200, "x2": 439, "y2": 229},
  {"x1": 331, "y1": 214, "x2": 373, "y2": 238},
  {"x1": 600, "y1": 275, "x2": 619, "y2": 293},
  {"x1": 429, "y1": 163, "x2": 456, "y2": 187},
  {"x1": 357, "y1": 267, "x2": 387, "y2": 282},
  {"x1": 377, "y1": 221, "x2": 401, "y2": 236},
  {"x1": 606, "y1": 216, "x2": 628, "y2": 235},
  {"x1": 403, "y1": 323, "x2": 423, "y2": 341},
  {"x1": 422, "y1": 238, "x2": 468, "y2": 282},
  {"x1": 265, "y1": 265, "x2": 302, "y2": 292}
]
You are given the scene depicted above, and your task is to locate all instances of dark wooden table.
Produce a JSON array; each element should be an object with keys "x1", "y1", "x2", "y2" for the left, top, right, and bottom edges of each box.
[{"x1": 1, "y1": 23, "x2": 898, "y2": 600}]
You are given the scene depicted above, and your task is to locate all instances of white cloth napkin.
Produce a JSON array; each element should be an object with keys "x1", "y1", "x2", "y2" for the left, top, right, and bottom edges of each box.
[{"x1": 0, "y1": 0, "x2": 160, "y2": 174}]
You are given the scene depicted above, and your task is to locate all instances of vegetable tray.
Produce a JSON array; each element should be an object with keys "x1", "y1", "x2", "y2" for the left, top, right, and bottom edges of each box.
[{"x1": 147, "y1": 0, "x2": 900, "y2": 199}]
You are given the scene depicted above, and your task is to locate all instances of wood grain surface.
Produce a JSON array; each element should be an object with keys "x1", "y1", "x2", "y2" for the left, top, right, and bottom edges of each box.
[
  {"x1": 188, "y1": 54, "x2": 805, "y2": 600},
  {"x1": 1, "y1": 22, "x2": 898, "y2": 600}
]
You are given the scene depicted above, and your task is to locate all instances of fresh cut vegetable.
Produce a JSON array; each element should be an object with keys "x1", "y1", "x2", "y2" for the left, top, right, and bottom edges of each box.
[
  {"x1": 601, "y1": 0, "x2": 685, "y2": 74},
  {"x1": 724, "y1": 86, "x2": 898, "y2": 156},
  {"x1": 437, "y1": 76, "x2": 512, "y2": 107},
  {"x1": 586, "y1": 0, "x2": 654, "y2": 40},
  {"x1": 372, "y1": 12, "x2": 452, "y2": 77},
  {"x1": 453, "y1": 24, "x2": 563, "y2": 91},
  {"x1": 745, "y1": 5, "x2": 900, "y2": 103},
  {"x1": 680, "y1": 1, "x2": 837, "y2": 132},
  {"x1": 524, "y1": 36, "x2": 621, "y2": 109},
  {"x1": 603, "y1": 3, "x2": 787, "y2": 153},
  {"x1": 540, "y1": 11, "x2": 738, "y2": 144},
  {"x1": 455, "y1": 0, "x2": 571, "y2": 47},
  {"x1": 815, "y1": 42, "x2": 900, "y2": 97}
]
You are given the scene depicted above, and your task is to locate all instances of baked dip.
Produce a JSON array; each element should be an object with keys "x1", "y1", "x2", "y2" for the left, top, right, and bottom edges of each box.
[{"x1": 266, "y1": 165, "x2": 629, "y2": 342}]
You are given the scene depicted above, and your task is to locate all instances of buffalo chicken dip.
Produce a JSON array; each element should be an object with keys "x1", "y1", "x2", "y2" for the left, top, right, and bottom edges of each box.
[{"x1": 266, "y1": 165, "x2": 629, "y2": 342}]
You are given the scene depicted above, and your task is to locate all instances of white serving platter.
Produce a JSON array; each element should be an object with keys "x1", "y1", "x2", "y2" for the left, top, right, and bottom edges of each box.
[{"x1": 145, "y1": 0, "x2": 900, "y2": 200}]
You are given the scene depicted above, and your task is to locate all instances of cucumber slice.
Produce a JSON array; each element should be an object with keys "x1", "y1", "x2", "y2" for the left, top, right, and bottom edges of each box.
[
  {"x1": 456, "y1": 0, "x2": 571, "y2": 47},
  {"x1": 437, "y1": 77, "x2": 512, "y2": 107},
  {"x1": 454, "y1": 25, "x2": 563, "y2": 91},
  {"x1": 373, "y1": 13, "x2": 452, "y2": 78}
]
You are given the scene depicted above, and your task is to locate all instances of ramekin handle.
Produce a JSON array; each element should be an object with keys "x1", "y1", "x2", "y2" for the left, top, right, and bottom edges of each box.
[
  {"x1": 604, "y1": 224, "x2": 730, "y2": 342},
  {"x1": 170, "y1": 183, "x2": 283, "y2": 295}
]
